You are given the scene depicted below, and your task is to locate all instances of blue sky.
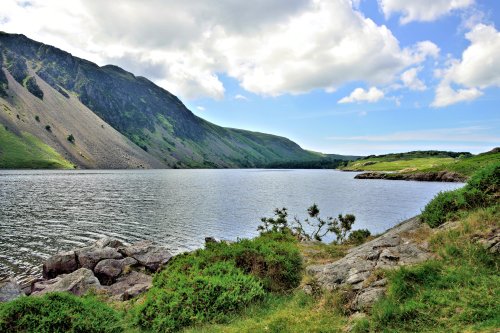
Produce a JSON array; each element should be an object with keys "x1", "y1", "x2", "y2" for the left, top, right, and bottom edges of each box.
[{"x1": 1, "y1": 0, "x2": 499, "y2": 155}]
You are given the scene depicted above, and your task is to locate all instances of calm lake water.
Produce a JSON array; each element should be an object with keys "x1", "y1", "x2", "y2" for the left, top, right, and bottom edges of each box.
[{"x1": 0, "y1": 169, "x2": 463, "y2": 281}]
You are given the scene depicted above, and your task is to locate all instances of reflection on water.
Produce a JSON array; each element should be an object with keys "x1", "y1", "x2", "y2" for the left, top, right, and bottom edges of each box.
[{"x1": 0, "y1": 169, "x2": 463, "y2": 282}]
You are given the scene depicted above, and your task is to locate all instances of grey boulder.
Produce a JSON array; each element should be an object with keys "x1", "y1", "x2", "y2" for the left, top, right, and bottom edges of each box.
[
  {"x1": 120, "y1": 240, "x2": 172, "y2": 271},
  {"x1": 103, "y1": 271, "x2": 153, "y2": 301},
  {"x1": 94, "y1": 257, "x2": 138, "y2": 285},
  {"x1": 76, "y1": 246, "x2": 123, "y2": 270},
  {"x1": 42, "y1": 250, "x2": 78, "y2": 279},
  {"x1": 32, "y1": 268, "x2": 102, "y2": 296}
]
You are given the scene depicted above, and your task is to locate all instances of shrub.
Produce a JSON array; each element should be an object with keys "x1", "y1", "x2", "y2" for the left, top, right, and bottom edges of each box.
[
  {"x1": 45, "y1": 125, "x2": 51, "y2": 132},
  {"x1": 133, "y1": 258, "x2": 264, "y2": 332},
  {"x1": 67, "y1": 134, "x2": 75, "y2": 143},
  {"x1": 35, "y1": 115, "x2": 40, "y2": 122},
  {"x1": 0, "y1": 292, "x2": 122, "y2": 333},
  {"x1": 259, "y1": 204, "x2": 356, "y2": 243},
  {"x1": 466, "y1": 162, "x2": 499, "y2": 195},
  {"x1": 421, "y1": 162, "x2": 499, "y2": 227},
  {"x1": 347, "y1": 229, "x2": 371, "y2": 245},
  {"x1": 132, "y1": 234, "x2": 302, "y2": 332},
  {"x1": 420, "y1": 190, "x2": 466, "y2": 228}
]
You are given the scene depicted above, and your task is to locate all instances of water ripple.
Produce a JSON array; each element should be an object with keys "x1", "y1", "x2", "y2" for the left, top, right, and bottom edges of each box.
[{"x1": 0, "y1": 169, "x2": 463, "y2": 283}]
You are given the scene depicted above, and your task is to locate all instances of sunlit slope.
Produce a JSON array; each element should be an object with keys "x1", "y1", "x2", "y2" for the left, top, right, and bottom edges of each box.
[
  {"x1": 0, "y1": 125, "x2": 73, "y2": 169},
  {"x1": 342, "y1": 150, "x2": 499, "y2": 177}
]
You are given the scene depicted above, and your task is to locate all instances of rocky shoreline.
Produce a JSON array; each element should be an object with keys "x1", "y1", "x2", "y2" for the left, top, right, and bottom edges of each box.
[
  {"x1": 354, "y1": 171, "x2": 467, "y2": 182},
  {"x1": 0, "y1": 237, "x2": 172, "y2": 302}
]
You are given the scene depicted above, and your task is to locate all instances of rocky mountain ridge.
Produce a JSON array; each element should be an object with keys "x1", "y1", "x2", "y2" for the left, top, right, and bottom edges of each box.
[{"x1": 0, "y1": 32, "x2": 346, "y2": 169}]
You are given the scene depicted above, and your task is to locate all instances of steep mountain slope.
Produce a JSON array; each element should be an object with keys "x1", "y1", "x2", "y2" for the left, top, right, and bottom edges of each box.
[{"x1": 0, "y1": 32, "x2": 331, "y2": 169}]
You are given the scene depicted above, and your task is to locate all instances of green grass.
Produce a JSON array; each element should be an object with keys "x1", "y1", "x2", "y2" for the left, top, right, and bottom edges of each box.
[
  {"x1": 424, "y1": 151, "x2": 500, "y2": 176},
  {"x1": 354, "y1": 206, "x2": 500, "y2": 333},
  {"x1": 343, "y1": 150, "x2": 499, "y2": 177},
  {"x1": 0, "y1": 125, "x2": 74, "y2": 169},
  {"x1": 183, "y1": 292, "x2": 346, "y2": 333},
  {"x1": 343, "y1": 156, "x2": 456, "y2": 172}
]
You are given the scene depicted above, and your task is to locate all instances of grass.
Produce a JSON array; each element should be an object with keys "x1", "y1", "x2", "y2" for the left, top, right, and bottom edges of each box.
[
  {"x1": 343, "y1": 156, "x2": 456, "y2": 172},
  {"x1": 342, "y1": 149, "x2": 499, "y2": 177},
  {"x1": 183, "y1": 292, "x2": 347, "y2": 333},
  {"x1": 0, "y1": 125, "x2": 74, "y2": 169},
  {"x1": 354, "y1": 206, "x2": 500, "y2": 333}
]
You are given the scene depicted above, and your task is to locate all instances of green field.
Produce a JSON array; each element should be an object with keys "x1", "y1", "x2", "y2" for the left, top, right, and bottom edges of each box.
[
  {"x1": 342, "y1": 149, "x2": 499, "y2": 177},
  {"x1": 0, "y1": 125, "x2": 74, "y2": 169}
]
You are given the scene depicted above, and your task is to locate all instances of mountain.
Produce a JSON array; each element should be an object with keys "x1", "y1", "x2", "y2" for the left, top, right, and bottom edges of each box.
[{"x1": 0, "y1": 32, "x2": 353, "y2": 169}]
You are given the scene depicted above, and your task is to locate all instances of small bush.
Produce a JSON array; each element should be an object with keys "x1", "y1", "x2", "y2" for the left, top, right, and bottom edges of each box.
[
  {"x1": 420, "y1": 190, "x2": 466, "y2": 227},
  {"x1": 35, "y1": 115, "x2": 40, "y2": 122},
  {"x1": 347, "y1": 229, "x2": 371, "y2": 245},
  {"x1": 259, "y1": 204, "x2": 356, "y2": 243},
  {"x1": 133, "y1": 258, "x2": 264, "y2": 332},
  {"x1": 67, "y1": 134, "x2": 75, "y2": 143},
  {"x1": 0, "y1": 292, "x2": 122, "y2": 333},
  {"x1": 45, "y1": 125, "x2": 51, "y2": 132},
  {"x1": 421, "y1": 162, "x2": 499, "y2": 227},
  {"x1": 133, "y1": 234, "x2": 302, "y2": 332},
  {"x1": 466, "y1": 162, "x2": 499, "y2": 195}
]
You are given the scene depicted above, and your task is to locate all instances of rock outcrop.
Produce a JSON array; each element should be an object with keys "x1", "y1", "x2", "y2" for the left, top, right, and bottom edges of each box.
[
  {"x1": 354, "y1": 171, "x2": 467, "y2": 182},
  {"x1": 306, "y1": 217, "x2": 433, "y2": 310},
  {"x1": 32, "y1": 237, "x2": 172, "y2": 300}
]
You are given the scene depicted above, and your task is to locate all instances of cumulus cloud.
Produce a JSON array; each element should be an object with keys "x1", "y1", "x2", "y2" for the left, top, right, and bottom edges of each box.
[
  {"x1": 432, "y1": 24, "x2": 500, "y2": 107},
  {"x1": 378, "y1": 0, "x2": 474, "y2": 24},
  {"x1": 0, "y1": 0, "x2": 439, "y2": 100},
  {"x1": 338, "y1": 87, "x2": 385, "y2": 104},
  {"x1": 401, "y1": 67, "x2": 426, "y2": 91}
]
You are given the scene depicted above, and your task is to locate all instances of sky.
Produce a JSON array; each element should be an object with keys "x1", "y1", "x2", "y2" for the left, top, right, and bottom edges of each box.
[{"x1": 1, "y1": 0, "x2": 499, "y2": 155}]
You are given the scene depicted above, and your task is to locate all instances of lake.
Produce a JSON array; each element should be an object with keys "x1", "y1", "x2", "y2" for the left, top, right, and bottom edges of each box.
[{"x1": 0, "y1": 169, "x2": 463, "y2": 282}]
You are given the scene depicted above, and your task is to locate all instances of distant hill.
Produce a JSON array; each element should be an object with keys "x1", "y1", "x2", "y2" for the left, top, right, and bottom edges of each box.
[
  {"x1": 0, "y1": 32, "x2": 356, "y2": 169},
  {"x1": 342, "y1": 148, "x2": 499, "y2": 178}
]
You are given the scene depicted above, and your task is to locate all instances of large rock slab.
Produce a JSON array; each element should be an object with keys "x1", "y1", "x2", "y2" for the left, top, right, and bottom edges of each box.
[
  {"x1": 0, "y1": 279, "x2": 24, "y2": 302},
  {"x1": 306, "y1": 217, "x2": 433, "y2": 309},
  {"x1": 32, "y1": 268, "x2": 102, "y2": 296},
  {"x1": 94, "y1": 257, "x2": 138, "y2": 285},
  {"x1": 103, "y1": 271, "x2": 152, "y2": 301},
  {"x1": 120, "y1": 240, "x2": 172, "y2": 271},
  {"x1": 42, "y1": 250, "x2": 78, "y2": 279}
]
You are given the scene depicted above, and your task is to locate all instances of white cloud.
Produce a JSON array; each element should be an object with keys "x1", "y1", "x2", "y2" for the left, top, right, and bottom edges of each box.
[
  {"x1": 234, "y1": 94, "x2": 249, "y2": 101},
  {"x1": 432, "y1": 24, "x2": 500, "y2": 107},
  {"x1": 401, "y1": 67, "x2": 426, "y2": 91},
  {"x1": 379, "y1": 0, "x2": 474, "y2": 24},
  {"x1": 338, "y1": 87, "x2": 385, "y2": 104},
  {"x1": 432, "y1": 83, "x2": 482, "y2": 107},
  {"x1": 196, "y1": 106, "x2": 206, "y2": 111},
  {"x1": 0, "y1": 0, "x2": 439, "y2": 100}
]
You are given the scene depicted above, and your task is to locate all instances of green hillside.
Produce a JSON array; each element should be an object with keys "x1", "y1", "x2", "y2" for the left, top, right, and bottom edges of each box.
[
  {"x1": 0, "y1": 32, "x2": 344, "y2": 168},
  {"x1": 0, "y1": 125, "x2": 73, "y2": 169}
]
